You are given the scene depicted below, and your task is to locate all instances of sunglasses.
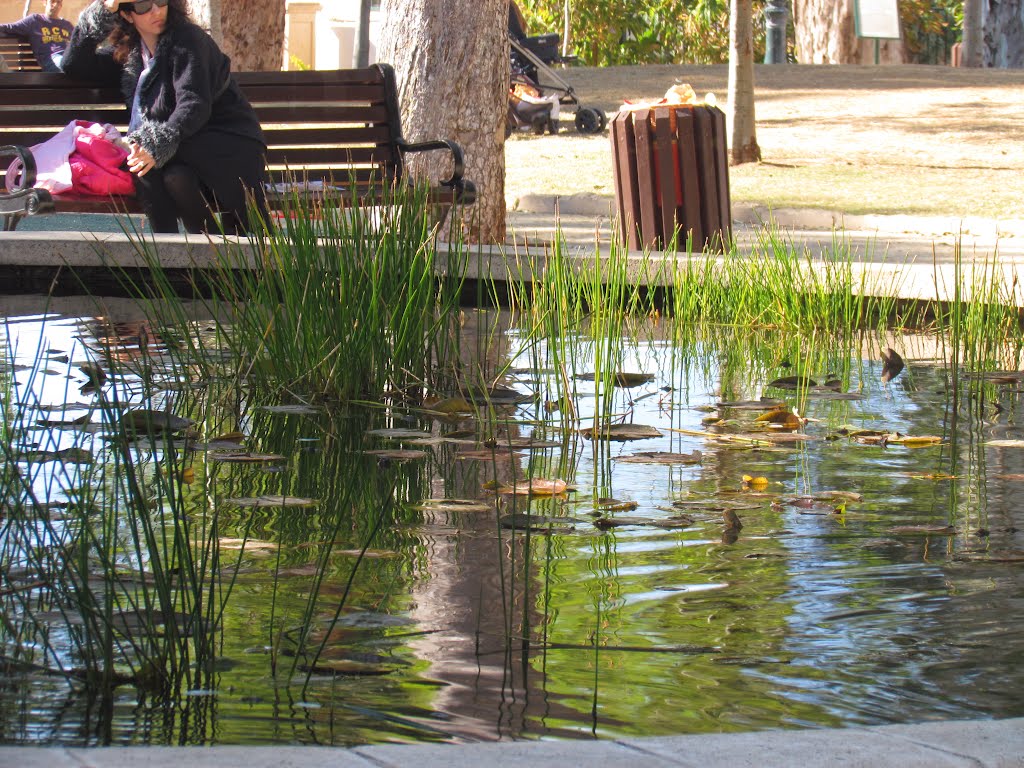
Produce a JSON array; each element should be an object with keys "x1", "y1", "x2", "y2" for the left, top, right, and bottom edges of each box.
[{"x1": 123, "y1": 0, "x2": 168, "y2": 14}]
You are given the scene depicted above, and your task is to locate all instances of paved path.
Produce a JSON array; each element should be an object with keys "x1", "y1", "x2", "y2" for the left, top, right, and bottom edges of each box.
[
  {"x1": 4, "y1": 202, "x2": 1024, "y2": 306},
  {"x1": 2, "y1": 717, "x2": 1022, "y2": 766}
]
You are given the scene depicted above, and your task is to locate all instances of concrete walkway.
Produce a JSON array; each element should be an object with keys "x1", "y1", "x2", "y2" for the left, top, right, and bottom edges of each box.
[
  {"x1": 4, "y1": 199, "x2": 1024, "y2": 305},
  {"x1": 2, "y1": 717, "x2": 1022, "y2": 766}
]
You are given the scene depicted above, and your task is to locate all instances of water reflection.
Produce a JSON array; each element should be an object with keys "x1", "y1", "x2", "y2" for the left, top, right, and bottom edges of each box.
[{"x1": 1, "y1": 300, "x2": 1023, "y2": 745}]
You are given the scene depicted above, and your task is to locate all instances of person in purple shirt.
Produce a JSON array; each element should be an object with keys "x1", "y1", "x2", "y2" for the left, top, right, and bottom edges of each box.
[{"x1": 0, "y1": 0, "x2": 74, "y2": 72}]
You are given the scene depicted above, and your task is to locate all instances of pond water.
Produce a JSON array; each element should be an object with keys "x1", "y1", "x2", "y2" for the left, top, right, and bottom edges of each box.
[{"x1": 1, "y1": 299, "x2": 1023, "y2": 746}]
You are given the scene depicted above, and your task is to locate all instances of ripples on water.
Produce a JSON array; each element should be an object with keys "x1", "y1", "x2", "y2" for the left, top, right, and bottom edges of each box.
[{"x1": 1, "y1": 305, "x2": 1022, "y2": 745}]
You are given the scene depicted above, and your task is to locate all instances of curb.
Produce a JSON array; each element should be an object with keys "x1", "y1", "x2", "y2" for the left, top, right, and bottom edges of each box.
[{"x1": 508, "y1": 194, "x2": 1024, "y2": 239}]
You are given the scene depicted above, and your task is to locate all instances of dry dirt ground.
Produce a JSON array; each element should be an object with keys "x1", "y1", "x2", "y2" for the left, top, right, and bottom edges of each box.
[{"x1": 504, "y1": 63, "x2": 1024, "y2": 223}]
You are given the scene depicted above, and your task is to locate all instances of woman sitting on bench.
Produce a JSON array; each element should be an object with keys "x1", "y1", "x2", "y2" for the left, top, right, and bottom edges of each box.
[{"x1": 62, "y1": 0, "x2": 269, "y2": 235}]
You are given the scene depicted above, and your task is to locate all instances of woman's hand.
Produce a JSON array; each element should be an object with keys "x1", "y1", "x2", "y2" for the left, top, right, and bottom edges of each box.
[
  {"x1": 127, "y1": 143, "x2": 156, "y2": 177},
  {"x1": 103, "y1": 0, "x2": 120, "y2": 11}
]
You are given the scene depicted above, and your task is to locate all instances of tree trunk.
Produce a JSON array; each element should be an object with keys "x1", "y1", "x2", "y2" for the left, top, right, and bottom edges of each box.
[
  {"x1": 982, "y1": 0, "x2": 1024, "y2": 67},
  {"x1": 199, "y1": 0, "x2": 285, "y2": 71},
  {"x1": 962, "y1": 0, "x2": 985, "y2": 66},
  {"x1": 728, "y1": 0, "x2": 760, "y2": 164},
  {"x1": 379, "y1": 0, "x2": 508, "y2": 243},
  {"x1": 793, "y1": 0, "x2": 904, "y2": 63}
]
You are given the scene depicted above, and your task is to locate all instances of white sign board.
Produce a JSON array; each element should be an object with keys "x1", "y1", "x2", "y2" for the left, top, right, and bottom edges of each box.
[{"x1": 855, "y1": 0, "x2": 901, "y2": 39}]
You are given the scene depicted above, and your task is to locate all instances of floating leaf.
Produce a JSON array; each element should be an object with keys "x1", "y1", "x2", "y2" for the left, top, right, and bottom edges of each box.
[
  {"x1": 336, "y1": 611, "x2": 415, "y2": 629},
  {"x1": 808, "y1": 490, "x2": 863, "y2": 502},
  {"x1": 211, "y1": 452, "x2": 286, "y2": 463},
  {"x1": 500, "y1": 513, "x2": 574, "y2": 531},
  {"x1": 580, "y1": 424, "x2": 662, "y2": 441},
  {"x1": 986, "y1": 440, "x2": 1024, "y2": 448},
  {"x1": 332, "y1": 549, "x2": 400, "y2": 558},
  {"x1": 77, "y1": 363, "x2": 107, "y2": 393},
  {"x1": 594, "y1": 514, "x2": 694, "y2": 530},
  {"x1": 888, "y1": 525, "x2": 955, "y2": 535},
  {"x1": 755, "y1": 409, "x2": 802, "y2": 430},
  {"x1": 227, "y1": 495, "x2": 317, "y2": 507},
  {"x1": 36, "y1": 413, "x2": 91, "y2": 428},
  {"x1": 488, "y1": 436, "x2": 562, "y2": 449},
  {"x1": 120, "y1": 409, "x2": 194, "y2": 434},
  {"x1": 422, "y1": 396, "x2": 474, "y2": 415},
  {"x1": 717, "y1": 397, "x2": 785, "y2": 410},
  {"x1": 456, "y1": 448, "x2": 525, "y2": 460},
  {"x1": 218, "y1": 537, "x2": 278, "y2": 550},
  {"x1": 415, "y1": 498, "x2": 493, "y2": 514},
  {"x1": 767, "y1": 376, "x2": 816, "y2": 390},
  {"x1": 212, "y1": 431, "x2": 246, "y2": 443},
  {"x1": 881, "y1": 348, "x2": 905, "y2": 383},
  {"x1": 614, "y1": 450, "x2": 702, "y2": 465},
  {"x1": 365, "y1": 428, "x2": 433, "y2": 439},
  {"x1": 594, "y1": 498, "x2": 639, "y2": 512},
  {"x1": 742, "y1": 475, "x2": 769, "y2": 490},
  {"x1": 259, "y1": 404, "x2": 321, "y2": 414},
  {"x1": 889, "y1": 435, "x2": 943, "y2": 447},
  {"x1": 300, "y1": 659, "x2": 394, "y2": 676},
  {"x1": 492, "y1": 478, "x2": 568, "y2": 496},
  {"x1": 366, "y1": 449, "x2": 429, "y2": 461},
  {"x1": 723, "y1": 509, "x2": 744, "y2": 530}
]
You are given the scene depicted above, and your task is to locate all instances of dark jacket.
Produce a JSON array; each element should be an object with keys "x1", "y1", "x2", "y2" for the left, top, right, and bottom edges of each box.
[{"x1": 62, "y1": 1, "x2": 264, "y2": 169}]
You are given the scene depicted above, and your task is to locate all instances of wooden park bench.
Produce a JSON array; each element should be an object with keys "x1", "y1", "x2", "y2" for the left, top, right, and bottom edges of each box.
[
  {"x1": 0, "y1": 32, "x2": 41, "y2": 71},
  {"x1": 0, "y1": 63, "x2": 476, "y2": 231}
]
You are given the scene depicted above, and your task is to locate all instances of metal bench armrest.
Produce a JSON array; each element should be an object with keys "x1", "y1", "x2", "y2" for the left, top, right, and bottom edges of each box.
[
  {"x1": 1, "y1": 145, "x2": 38, "y2": 193},
  {"x1": 396, "y1": 138, "x2": 476, "y2": 204}
]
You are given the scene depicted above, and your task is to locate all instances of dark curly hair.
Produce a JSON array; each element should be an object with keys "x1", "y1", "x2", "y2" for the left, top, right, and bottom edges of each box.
[{"x1": 107, "y1": 0, "x2": 190, "y2": 64}]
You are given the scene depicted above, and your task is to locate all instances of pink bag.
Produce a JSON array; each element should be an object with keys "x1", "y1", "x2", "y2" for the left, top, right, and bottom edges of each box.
[
  {"x1": 6, "y1": 120, "x2": 134, "y2": 197},
  {"x1": 70, "y1": 129, "x2": 135, "y2": 196}
]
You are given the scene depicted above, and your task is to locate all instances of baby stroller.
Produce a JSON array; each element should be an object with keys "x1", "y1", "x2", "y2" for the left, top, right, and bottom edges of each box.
[{"x1": 507, "y1": 2, "x2": 606, "y2": 136}]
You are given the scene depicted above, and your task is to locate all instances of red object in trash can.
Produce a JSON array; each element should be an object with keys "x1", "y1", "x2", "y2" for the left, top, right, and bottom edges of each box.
[{"x1": 610, "y1": 105, "x2": 731, "y2": 251}]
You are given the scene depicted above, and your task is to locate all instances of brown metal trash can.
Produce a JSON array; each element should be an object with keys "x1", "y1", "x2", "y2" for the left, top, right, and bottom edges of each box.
[{"x1": 610, "y1": 105, "x2": 732, "y2": 251}]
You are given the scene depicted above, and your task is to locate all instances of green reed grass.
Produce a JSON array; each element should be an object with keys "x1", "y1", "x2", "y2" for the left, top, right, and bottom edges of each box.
[
  {"x1": 0, "y1": 345, "x2": 230, "y2": 704},
  {"x1": 122, "y1": 182, "x2": 469, "y2": 403}
]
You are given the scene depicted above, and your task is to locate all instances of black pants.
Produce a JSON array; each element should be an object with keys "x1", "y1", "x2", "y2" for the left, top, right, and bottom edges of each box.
[{"x1": 135, "y1": 132, "x2": 269, "y2": 235}]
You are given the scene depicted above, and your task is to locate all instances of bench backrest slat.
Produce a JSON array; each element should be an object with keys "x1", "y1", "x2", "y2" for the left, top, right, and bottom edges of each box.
[
  {"x1": 0, "y1": 65, "x2": 410, "y2": 193},
  {"x1": 0, "y1": 33, "x2": 41, "y2": 71}
]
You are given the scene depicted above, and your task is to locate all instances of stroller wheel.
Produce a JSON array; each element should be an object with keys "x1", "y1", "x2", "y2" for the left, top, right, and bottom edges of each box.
[{"x1": 575, "y1": 107, "x2": 604, "y2": 134}]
